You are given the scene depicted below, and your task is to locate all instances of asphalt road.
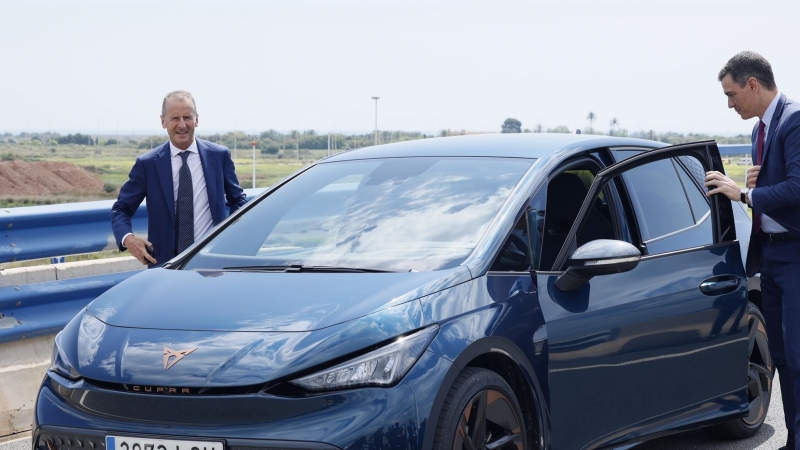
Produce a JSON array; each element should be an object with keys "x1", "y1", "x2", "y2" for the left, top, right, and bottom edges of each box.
[{"x1": 1, "y1": 381, "x2": 790, "y2": 450}]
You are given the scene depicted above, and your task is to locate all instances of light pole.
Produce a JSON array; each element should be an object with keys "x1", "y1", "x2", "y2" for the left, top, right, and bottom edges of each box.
[
  {"x1": 372, "y1": 96, "x2": 379, "y2": 145},
  {"x1": 251, "y1": 139, "x2": 257, "y2": 189}
]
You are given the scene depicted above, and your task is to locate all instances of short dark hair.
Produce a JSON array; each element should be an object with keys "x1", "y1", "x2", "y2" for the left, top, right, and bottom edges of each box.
[{"x1": 718, "y1": 51, "x2": 776, "y2": 90}]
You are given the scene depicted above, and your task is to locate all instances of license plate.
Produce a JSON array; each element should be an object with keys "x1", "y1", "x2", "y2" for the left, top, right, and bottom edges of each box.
[{"x1": 106, "y1": 436, "x2": 223, "y2": 450}]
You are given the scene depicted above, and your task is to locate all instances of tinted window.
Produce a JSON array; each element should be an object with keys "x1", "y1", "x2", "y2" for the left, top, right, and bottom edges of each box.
[
  {"x1": 622, "y1": 158, "x2": 694, "y2": 240},
  {"x1": 675, "y1": 158, "x2": 710, "y2": 223},
  {"x1": 185, "y1": 157, "x2": 533, "y2": 272}
]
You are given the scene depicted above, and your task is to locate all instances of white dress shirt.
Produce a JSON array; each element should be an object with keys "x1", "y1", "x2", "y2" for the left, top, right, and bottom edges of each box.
[
  {"x1": 170, "y1": 139, "x2": 214, "y2": 242},
  {"x1": 122, "y1": 139, "x2": 213, "y2": 249},
  {"x1": 751, "y1": 91, "x2": 789, "y2": 233}
]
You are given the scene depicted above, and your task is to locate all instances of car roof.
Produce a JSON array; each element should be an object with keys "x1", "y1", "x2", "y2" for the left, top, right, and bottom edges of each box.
[{"x1": 322, "y1": 133, "x2": 666, "y2": 162}]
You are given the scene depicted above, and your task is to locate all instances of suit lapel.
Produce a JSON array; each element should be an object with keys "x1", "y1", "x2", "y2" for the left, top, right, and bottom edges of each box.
[
  {"x1": 762, "y1": 93, "x2": 787, "y2": 164},
  {"x1": 197, "y1": 139, "x2": 218, "y2": 223},
  {"x1": 154, "y1": 142, "x2": 176, "y2": 222}
]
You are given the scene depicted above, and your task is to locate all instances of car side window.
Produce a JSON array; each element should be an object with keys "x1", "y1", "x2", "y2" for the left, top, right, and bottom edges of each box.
[
  {"x1": 489, "y1": 184, "x2": 545, "y2": 272},
  {"x1": 675, "y1": 156, "x2": 711, "y2": 222},
  {"x1": 619, "y1": 156, "x2": 713, "y2": 254},
  {"x1": 621, "y1": 158, "x2": 694, "y2": 240}
]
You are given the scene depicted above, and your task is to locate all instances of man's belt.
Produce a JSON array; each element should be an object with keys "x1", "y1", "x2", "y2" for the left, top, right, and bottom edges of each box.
[{"x1": 764, "y1": 232, "x2": 798, "y2": 243}]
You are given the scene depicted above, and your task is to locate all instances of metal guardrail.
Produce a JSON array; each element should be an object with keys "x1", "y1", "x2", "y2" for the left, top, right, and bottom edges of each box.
[
  {"x1": 0, "y1": 272, "x2": 135, "y2": 344},
  {"x1": 1, "y1": 199, "x2": 145, "y2": 264},
  {"x1": 0, "y1": 188, "x2": 265, "y2": 343},
  {"x1": 0, "y1": 188, "x2": 265, "y2": 263}
]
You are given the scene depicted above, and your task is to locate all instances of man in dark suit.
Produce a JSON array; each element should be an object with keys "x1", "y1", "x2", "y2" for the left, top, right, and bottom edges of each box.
[
  {"x1": 111, "y1": 90, "x2": 247, "y2": 267},
  {"x1": 706, "y1": 51, "x2": 800, "y2": 450}
]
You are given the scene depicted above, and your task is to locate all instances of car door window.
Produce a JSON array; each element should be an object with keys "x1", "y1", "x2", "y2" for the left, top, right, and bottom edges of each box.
[
  {"x1": 555, "y1": 143, "x2": 729, "y2": 269},
  {"x1": 621, "y1": 158, "x2": 694, "y2": 241},
  {"x1": 676, "y1": 156, "x2": 711, "y2": 223}
]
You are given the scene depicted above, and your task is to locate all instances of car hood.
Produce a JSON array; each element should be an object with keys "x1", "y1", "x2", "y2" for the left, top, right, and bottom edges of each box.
[
  {"x1": 88, "y1": 266, "x2": 470, "y2": 332},
  {"x1": 63, "y1": 297, "x2": 426, "y2": 387}
]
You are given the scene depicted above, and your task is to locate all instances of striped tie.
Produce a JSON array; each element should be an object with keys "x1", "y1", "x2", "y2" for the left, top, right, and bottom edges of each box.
[{"x1": 176, "y1": 151, "x2": 194, "y2": 253}]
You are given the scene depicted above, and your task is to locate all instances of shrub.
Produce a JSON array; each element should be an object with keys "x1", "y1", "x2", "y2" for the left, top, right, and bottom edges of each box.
[{"x1": 103, "y1": 182, "x2": 117, "y2": 193}]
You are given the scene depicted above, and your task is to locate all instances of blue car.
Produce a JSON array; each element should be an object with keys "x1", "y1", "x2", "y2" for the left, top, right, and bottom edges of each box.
[{"x1": 35, "y1": 134, "x2": 770, "y2": 450}]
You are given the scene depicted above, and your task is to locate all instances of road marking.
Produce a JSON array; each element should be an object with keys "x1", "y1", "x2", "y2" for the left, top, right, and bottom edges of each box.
[{"x1": 0, "y1": 359, "x2": 49, "y2": 374}]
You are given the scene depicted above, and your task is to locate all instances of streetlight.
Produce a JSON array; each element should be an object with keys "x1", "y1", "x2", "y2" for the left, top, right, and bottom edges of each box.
[
  {"x1": 371, "y1": 96, "x2": 379, "y2": 146},
  {"x1": 251, "y1": 138, "x2": 257, "y2": 189}
]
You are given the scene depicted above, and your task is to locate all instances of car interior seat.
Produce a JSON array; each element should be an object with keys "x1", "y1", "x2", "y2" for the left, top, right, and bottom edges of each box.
[{"x1": 539, "y1": 172, "x2": 614, "y2": 270}]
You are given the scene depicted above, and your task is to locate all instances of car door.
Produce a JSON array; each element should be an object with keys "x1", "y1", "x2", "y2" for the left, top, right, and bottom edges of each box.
[{"x1": 536, "y1": 142, "x2": 749, "y2": 449}]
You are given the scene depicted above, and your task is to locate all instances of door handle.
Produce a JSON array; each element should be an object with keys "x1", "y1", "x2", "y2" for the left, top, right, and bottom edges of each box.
[{"x1": 699, "y1": 276, "x2": 741, "y2": 295}]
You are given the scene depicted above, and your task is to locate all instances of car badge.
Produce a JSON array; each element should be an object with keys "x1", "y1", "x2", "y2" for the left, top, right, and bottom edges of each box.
[{"x1": 163, "y1": 346, "x2": 197, "y2": 370}]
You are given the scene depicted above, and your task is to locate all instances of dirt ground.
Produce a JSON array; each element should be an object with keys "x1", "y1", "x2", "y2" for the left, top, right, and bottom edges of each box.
[{"x1": 0, "y1": 160, "x2": 104, "y2": 196}]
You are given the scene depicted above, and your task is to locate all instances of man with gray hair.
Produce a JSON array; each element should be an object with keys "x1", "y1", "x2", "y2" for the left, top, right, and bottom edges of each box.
[
  {"x1": 705, "y1": 51, "x2": 800, "y2": 450},
  {"x1": 111, "y1": 90, "x2": 247, "y2": 267}
]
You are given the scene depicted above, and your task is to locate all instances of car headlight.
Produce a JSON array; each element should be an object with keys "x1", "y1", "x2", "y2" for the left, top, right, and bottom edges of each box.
[
  {"x1": 290, "y1": 325, "x2": 439, "y2": 391},
  {"x1": 49, "y1": 333, "x2": 80, "y2": 380}
]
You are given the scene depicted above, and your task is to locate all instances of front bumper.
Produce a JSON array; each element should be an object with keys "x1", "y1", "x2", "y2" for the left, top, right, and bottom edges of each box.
[{"x1": 34, "y1": 351, "x2": 451, "y2": 450}]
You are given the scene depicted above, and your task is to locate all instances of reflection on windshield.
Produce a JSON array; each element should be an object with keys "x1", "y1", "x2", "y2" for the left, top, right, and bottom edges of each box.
[{"x1": 185, "y1": 157, "x2": 532, "y2": 272}]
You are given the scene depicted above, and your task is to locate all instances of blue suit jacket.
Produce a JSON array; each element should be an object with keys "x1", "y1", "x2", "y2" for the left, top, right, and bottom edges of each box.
[
  {"x1": 746, "y1": 94, "x2": 800, "y2": 274},
  {"x1": 110, "y1": 139, "x2": 247, "y2": 265}
]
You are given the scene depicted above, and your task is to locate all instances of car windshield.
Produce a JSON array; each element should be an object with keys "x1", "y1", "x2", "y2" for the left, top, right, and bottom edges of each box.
[{"x1": 183, "y1": 157, "x2": 533, "y2": 272}]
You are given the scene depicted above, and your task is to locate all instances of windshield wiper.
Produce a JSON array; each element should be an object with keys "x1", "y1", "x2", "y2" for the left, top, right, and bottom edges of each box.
[{"x1": 221, "y1": 264, "x2": 395, "y2": 273}]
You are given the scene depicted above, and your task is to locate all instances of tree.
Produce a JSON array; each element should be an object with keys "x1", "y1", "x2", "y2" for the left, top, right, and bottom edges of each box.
[
  {"x1": 609, "y1": 118, "x2": 619, "y2": 136},
  {"x1": 501, "y1": 118, "x2": 522, "y2": 133},
  {"x1": 547, "y1": 125, "x2": 571, "y2": 134},
  {"x1": 586, "y1": 112, "x2": 596, "y2": 132}
]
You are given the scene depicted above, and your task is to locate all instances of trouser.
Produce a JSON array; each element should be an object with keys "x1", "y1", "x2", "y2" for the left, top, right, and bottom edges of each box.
[{"x1": 761, "y1": 239, "x2": 800, "y2": 449}]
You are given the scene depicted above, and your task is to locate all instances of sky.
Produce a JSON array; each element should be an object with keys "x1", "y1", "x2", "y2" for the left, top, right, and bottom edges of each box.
[{"x1": 1, "y1": 0, "x2": 799, "y2": 137}]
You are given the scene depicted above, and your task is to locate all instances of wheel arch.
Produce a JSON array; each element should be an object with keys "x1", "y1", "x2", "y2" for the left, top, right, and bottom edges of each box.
[{"x1": 421, "y1": 335, "x2": 549, "y2": 450}]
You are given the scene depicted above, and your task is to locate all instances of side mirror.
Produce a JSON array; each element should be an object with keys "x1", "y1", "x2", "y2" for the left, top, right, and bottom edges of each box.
[{"x1": 555, "y1": 239, "x2": 641, "y2": 291}]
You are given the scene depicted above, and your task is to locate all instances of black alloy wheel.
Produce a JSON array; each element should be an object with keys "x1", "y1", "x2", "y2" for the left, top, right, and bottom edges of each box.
[
  {"x1": 707, "y1": 302, "x2": 773, "y2": 438},
  {"x1": 433, "y1": 367, "x2": 528, "y2": 450}
]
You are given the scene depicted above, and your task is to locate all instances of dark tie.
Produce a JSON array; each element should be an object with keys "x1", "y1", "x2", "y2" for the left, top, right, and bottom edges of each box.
[
  {"x1": 753, "y1": 120, "x2": 765, "y2": 233},
  {"x1": 176, "y1": 151, "x2": 194, "y2": 253}
]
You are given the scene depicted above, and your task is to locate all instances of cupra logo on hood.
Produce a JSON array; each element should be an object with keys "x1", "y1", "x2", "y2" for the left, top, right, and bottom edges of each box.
[{"x1": 163, "y1": 346, "x2": 197, "y2": 370}]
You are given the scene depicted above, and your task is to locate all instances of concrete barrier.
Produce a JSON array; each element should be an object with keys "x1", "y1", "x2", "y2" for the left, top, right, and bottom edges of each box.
[
  {"x1": 0, "y1": 257, "x2": 144, "y2": 437},
  {"x1": 0, "y1": 256, "x2": 143, "y2": 287},
  {"x1": 0, "y1": 334, "x2": 52, "y2": 437}
]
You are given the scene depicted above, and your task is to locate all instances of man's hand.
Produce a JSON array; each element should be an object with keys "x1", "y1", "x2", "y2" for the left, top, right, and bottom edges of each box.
[
  {"x1": 746, "y1": 165, "x2": 760, "y2": 188},
  {"x1": 704, "y1": 171, "x2": 741, "y2": 201},
  {"x1": 123, "y1": 234, "x2": 157, "y2": 265}
]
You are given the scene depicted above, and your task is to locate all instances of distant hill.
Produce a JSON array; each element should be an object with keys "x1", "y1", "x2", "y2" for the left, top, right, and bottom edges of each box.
[{"x1": 0, "y1": 161, "x2": 104, "y2": 196}]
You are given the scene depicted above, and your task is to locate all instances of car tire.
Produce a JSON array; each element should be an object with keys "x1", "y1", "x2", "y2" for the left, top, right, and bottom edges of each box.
[
  {"x1": 706, "y1": 301, "x2": 773, "y2": 439},
  {"x1": 432, "y1": 367, "x2": 528, "y2": 450}
]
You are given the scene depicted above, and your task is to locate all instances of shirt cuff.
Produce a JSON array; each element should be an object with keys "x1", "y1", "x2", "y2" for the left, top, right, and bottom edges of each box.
[
  {"x1": 747, "y1": 188, "x2": 755, "y2": 207},
  {"x1": 121, "y1": 233, "x2": 134, "y2": 249}
]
